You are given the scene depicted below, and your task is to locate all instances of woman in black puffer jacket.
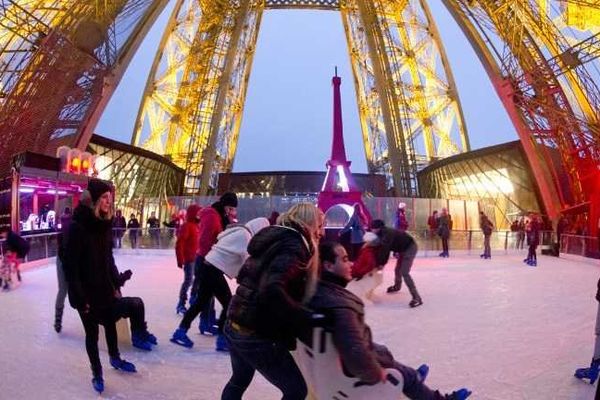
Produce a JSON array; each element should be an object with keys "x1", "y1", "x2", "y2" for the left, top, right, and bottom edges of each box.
[
  {"x1": 222, "y1": 203, "x2": 324, "y2": 400},
  {"x1": 63, "y1": 179, "x2": 155, "y2": 394}
]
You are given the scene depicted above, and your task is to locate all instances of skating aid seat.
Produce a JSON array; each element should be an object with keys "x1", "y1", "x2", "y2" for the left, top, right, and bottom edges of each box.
[
  {"x1": 292, "y1": 327, "x2": 406, "y2": 400},
  {"x1": 347, "y1": 270, "x2": 384, "y2": 304}
]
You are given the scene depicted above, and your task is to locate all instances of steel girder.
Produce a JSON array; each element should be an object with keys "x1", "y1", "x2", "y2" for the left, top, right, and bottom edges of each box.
[
  {"x1": 441, "y1": 0, "x2": 600, "y2": 220},
  {"x1": 0, "y1": 0, "x2": 169, "y2": 175},
  {"x1": 134, "y1": 0, "x2": 468, "y2": 196},
  {"x1": 132, "y1": 0, "x2": 263, "y2": 195}
]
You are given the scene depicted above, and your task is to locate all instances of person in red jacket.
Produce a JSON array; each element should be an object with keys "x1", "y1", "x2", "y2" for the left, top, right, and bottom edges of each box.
[
  {"x1": 351, "y1": 232, "x2": 381, "y2": 280},
  {"x1": 183, "y1": 192, "x2": 238, "y2": 336},
  {"x1": 175, "y1": 204, "x2": 201, "y2": 314}
]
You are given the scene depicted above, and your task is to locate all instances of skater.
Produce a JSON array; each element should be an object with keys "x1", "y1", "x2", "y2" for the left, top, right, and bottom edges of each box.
[
  {"x1": 171, "y1": 217, "x2": 270, "y2": 351},
  {"x1": 574, "y1": 276, "x2": 600, "y2": 385},
  {"x1": 479, "y1": 212, "x2": 493, "y2": 259},
  {"x1": 267, "y1": 211, "x2": 280, "y2": 226},
  {"x1": 370, "y1": 219, "x2": 423, "y2": 308},
  {"x1": 174, "y1": 203, "x2": 201, "y2": 315},
  {"x1": 516, "y1": 217, "x2": 526, "y2": 250},
  {"x1": 310, "y1": 241, "x2": 472, "y2": 400},
  {"x1": 222, "y1": 203, "x2": 324, "y2": 400},
  {"x1": 0, "y1": 226, "x2": 29, "y2": 287},
  {"x1": 54, "y1": 207, "x2": 72, "y2": 332},
  {"x1": 395, "y1": 202, "x2": 409, "y2": 232},
  {"x1": 188, "y1": 192, "x2": 239, "y2": 336},
  {"x1": 427, "y1": 210, "x2": 439, "y2": 250},
  {"x1": 63, "y1": 179, "x2": 156, "y2": 393},
  {"x1": 112, "y1": 210, "x2": 126, "y2": 248},
  {"x1": 437, "y1": 208, "x2": 451, "y2": 257},
  {"x1": 346, "y1": 231, "x2": 384, "y2": 303},
  {"x1": 524, "y1": 213, "x2": 540, "y2": 266},
  {"x1": 127, "y1": 214, "x2": 140, "y2": 249},
  {"x1": 147, "y1": 211, "x2": 160, "y2": 247},
  {"x1": 339, "y1": 203, "x2": 367, "y2": 261}
]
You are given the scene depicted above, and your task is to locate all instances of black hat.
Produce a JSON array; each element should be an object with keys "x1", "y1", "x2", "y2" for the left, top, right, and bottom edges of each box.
[
  {"x1": 219, "y1": 192, "x2": 238, "y2": 208},
  {"x1": 370, "y1": 219, "x2": 385, "y2": 229},
  {"x1": 87, "y1": 179, "x2": 111, "y2": 204}
]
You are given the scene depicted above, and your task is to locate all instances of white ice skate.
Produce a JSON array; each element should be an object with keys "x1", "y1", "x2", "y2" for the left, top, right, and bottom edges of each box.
[{"x1": 292, "y1": 327, "x2": 406, "y2": 400}]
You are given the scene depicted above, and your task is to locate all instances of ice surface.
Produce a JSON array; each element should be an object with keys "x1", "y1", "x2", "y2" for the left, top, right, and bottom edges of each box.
[{"x1": 0, "y1": 251, "x2": 598, "y2": 399}]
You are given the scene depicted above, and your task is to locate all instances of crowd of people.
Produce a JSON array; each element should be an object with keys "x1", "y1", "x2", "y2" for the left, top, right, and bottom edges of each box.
[
  {"x1": 5, "y1": 183, "x2": 595, "y2": 398},
  {"x1": 46, "y1": 182, "x2": 475, "y2": 398}
]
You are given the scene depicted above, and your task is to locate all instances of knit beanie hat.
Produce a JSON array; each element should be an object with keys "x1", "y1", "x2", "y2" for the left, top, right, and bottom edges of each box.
[
  {"x1": 219, "y1": 192, "x2": 238, "y2": 208},
  {"x1": 87, "y1": 178, "x2": 111, "y2": 204}
]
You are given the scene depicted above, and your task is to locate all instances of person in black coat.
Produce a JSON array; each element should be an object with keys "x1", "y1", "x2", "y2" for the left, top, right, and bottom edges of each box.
[
  {"x1": 370, "y1": 219, "x2": 422, "y2": 308},
  {"x1": 222, "y1": 203, "x2": 324, "y2": 400},
  {"x1": 63, "y1": 179, "x2": 156, "y2": 394},
  {"x1": 54, "y1": 207, "x2": 72, "y2": 332}
]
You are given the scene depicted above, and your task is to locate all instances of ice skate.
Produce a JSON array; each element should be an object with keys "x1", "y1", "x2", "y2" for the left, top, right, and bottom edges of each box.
[
  {"x1": 216, "y1": 334, "x2": 229, "y2": 352},
  {"x1": 386, "y1": 285, "x2": 400, "y2": 294},
  {"x1": 416, "y1": 364, "x2": 429, "y2": 382},
  {"x1": 170, "y1": 327, "x2": 194, "y2": 348},
  {"x1": 91, "y1": 376, "x2": 104, "y2": 393},
  {"x1": 131, "y1": 331, "x2": 153, "y2": 351},
  {"x1": 109, "y1": 357, "x2": 136, "y2": 373},
  {"x1": 409, "y1": 299, "x2": 423, "y2": 308},
  {"x1": 444, "y1": 388, "x2": 472, "y2": 399},
  {"x1": 574, "y1": 359, "x2": 600, "y2": 384}
]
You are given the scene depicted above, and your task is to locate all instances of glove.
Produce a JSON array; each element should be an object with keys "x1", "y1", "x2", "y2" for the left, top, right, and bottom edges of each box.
[
  {"x1": 177, "y1": 263, "x2": 183, "y2": 269},
  {"x1": 120, "y1": 269, "x2": 133, "y2": 283}
]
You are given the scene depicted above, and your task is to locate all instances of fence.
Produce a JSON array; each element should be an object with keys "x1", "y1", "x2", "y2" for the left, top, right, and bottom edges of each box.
[
  {"x1": 2, "y1": 228, "x2": 587, "y2": 263},
  {"x1": 560, "y1": 234, "x2": 600, "y2": 259}
]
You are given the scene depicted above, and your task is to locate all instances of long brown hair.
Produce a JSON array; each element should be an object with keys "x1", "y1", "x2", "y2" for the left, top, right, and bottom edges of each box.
[{"x1": 277, "y1": 202, "x2": 324, "y2": 303}]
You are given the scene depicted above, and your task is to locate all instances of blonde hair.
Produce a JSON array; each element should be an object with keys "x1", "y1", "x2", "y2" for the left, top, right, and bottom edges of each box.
[
  {"x1": 277, "y1": 202, "x2": 324, "y2": 303},
  {"x1": 82, "y1": 189, "x2": 113, "y2": 220}
]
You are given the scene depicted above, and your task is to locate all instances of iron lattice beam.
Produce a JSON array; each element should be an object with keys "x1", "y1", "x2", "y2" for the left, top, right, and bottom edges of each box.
[{"x1": 264, "y1": 0, "x2": 339, "y2": 10}]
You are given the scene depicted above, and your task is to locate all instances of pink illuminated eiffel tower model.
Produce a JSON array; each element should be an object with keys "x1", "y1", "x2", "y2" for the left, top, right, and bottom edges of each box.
[{"x1": 317, "y1": 69, "x2": 369, "y2": 221}]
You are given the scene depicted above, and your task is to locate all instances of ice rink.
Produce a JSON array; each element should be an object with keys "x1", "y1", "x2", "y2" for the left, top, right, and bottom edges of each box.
[{"x1": 0, "y1": 250, "x2": 598, "y2": 400}]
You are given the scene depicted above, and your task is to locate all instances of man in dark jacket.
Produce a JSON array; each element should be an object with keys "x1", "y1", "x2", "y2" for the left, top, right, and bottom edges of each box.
[
  {"x1": 370, "y1": 219, "x2": 422, "y2": 308},
  {"x1": 309, "y1": 241, "x2": 471, "y2": 400},
  {"x1": 112, "y1": 210, "x2": 126, "y2": 248}
]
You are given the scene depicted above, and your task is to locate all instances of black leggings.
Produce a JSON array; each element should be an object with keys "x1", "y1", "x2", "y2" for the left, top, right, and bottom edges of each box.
[
  {"x1": 78, "y1": 297, "x2": 146, "y2": 376},
  {"x1": 180, "y1": 261, "x2": 232, "y2": 333},
  {"x1": 79, "y1": 308, "x2": 119, "y2": 376}
]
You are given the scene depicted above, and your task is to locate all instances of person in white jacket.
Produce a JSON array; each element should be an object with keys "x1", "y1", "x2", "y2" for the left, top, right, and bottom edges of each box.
[{"x1": 171, "y1": 217, "x2": 270, "y2": 351}]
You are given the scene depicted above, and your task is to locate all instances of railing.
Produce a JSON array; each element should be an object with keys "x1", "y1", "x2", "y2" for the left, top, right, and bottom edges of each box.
[
  {"x1": 0, "y1": 232, "x2": 59, "y2": 263},
  {"x1": 5, "y1": 228, "x2": 596, "y2": 263},
  {"x1": 111, "y1": 228, "x2": 177, "y2": 250},
  {"x1": 560, "y1": 234, "x2": 600, "y2": 259},
  {"x1": 400, "y1": 230, "x2": 557, "y2": 255}
]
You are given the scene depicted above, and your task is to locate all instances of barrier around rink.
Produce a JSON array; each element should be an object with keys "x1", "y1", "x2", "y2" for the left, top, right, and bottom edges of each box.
[{"x1": 5, "y1": 229, "x2": 599, "y2": 263}]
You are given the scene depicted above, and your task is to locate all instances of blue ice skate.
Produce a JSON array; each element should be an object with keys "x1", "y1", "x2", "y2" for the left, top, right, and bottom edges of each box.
[
  {"x1": 575, "y1": 359, "x2": 600, "y2": 384},
  {"x1": 216, "y1": 334, "x2": 229, "y2": 352},
  {"x1": 445, "y1": 388, "x2": 472, "y2": 399},
  {"x1": 91, "y1": 376, "x2": 104, "y2": 393},
  {"x1": 416, "y1": 364, "x2": 429, "y2": 382},
  {"x1": 170, "y1": 327, "x2": 194, "y2": 348},
  {"x1": 110, "y1": 357, "x2": 137, "y2": 373}
]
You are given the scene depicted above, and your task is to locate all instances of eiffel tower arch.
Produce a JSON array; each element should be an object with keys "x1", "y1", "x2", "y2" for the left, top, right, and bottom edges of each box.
[{"x1": 0, "y1": 1, "x2": 599, "y2": 222}]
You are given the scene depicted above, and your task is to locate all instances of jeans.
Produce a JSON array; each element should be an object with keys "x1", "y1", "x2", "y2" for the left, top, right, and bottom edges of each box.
[
  {"x1": 55, "y1": 257, "x2": 68, "y2": 312},
  {"x1": 483, "y1": 234, "x2": 491, "y2": 257},
  {"x1": 180, "y1": 261, "x2": 231, "y2": 333},
  {"x1": 222, "y1": 324, "x2": 307, "y2": 400},
  {"x1": 129, "y1": 233, "x2": 137, "y2": 249},
  {"x1": 393, "y1": 242, "x2": 421, "y2": 302},
  {"x1": 178, "y1": 261, "x2": 194, "y2": 307},
  {"x1": 441, "y1": 237, "x2": 449, "y2": 255}
]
